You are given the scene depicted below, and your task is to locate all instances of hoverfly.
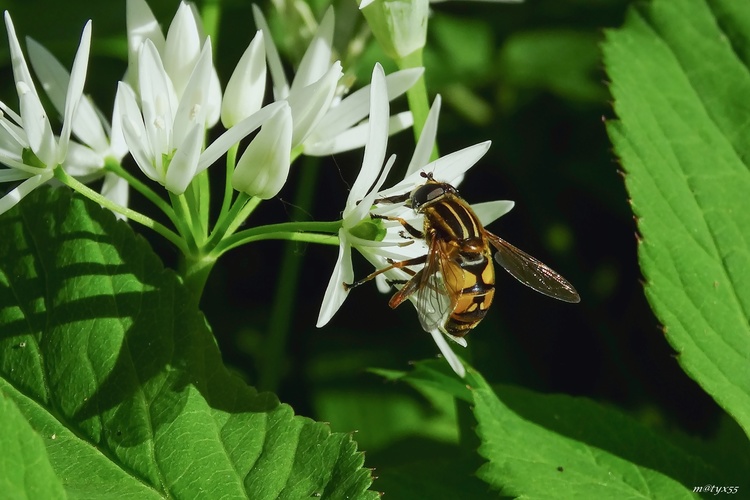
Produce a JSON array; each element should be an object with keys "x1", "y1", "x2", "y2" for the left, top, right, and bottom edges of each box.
[{"x1": 345, "y1": 172, "x2": 580, "y2": 337}]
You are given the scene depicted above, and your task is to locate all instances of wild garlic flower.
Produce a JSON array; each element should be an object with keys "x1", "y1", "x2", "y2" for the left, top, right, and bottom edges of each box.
[
  {"x1": 126, "y1": 0, "x2": 221, "y2": 127},
  {"x1": 316, "y1": 65, "x2": 514, "y2": 377},
  {"x1": 252, "y1": 5, "x2": 422, "y2": 156},
  {"x1": 26, "y1": 37, "x2": 130, "y2": 213},
  {"x1": 0, "y1": 13, "x2": 90, "y2": 215}
]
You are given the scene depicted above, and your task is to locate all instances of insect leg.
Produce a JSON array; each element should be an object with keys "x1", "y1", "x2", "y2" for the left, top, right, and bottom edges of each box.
[
  {"x1": 343, "y1": 255, "x2": 427, "y2": 290},
  {"x1": 388, "y1": 269, "x2": 425, "y2": 308},
  {"x1": 371, "y1": 213, "x2": 424, "y2": 239}
]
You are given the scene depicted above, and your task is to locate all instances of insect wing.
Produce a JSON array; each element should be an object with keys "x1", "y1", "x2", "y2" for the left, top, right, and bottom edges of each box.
[
  {"x1": 413, "y1": 238, "x2": 457, "y2": 332},
  {"x1": 486, "y1": 231, "x2": 580, "y2": 303}
]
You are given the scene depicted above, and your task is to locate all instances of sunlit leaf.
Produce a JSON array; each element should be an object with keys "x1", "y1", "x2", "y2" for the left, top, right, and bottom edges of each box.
[
  {"x1": 604, "y1": 0, "x2": 750, "y2": 436},
  {"x1": 0, "y1": 187, "x2": 377, "y2": 499}
]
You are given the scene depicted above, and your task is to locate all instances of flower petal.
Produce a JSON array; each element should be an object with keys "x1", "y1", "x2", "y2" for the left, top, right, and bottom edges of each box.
[
  {"x1": 126, "y1": 0, "x2": 166, "y2": 64},
  {"x1": 101, "y1": 171, "x2": 130, "y2": 220},
  {"x1": 472, "y1": 200, "x2": 514, "y2": 227},
  {"x1": 316, "y1": 229, "x2": 353, "y2": 328},
  {"x1": 57, "y1": 20, "x2": 92, "y2": 164},
  {"x1": 286, "y1": 61, "x2": 342, "y2": 147},
  {"x1": 138, "y1": 40, "x2": 178, "y2": 170},
  {"x1": 0, "y1": 171, "x2": 51, "y2": 215},
  {"x1": 406, "y1": 94, "x2": 440, "y2": 177},
  {"x1": 163, "y1": 1, "x2": 202, "y2": 98},
  {"x1": 303, "y1": 111, "x2": 412, "y2": 156},
  {"x1": 311, "y1": 67, "x2": 423, "y2": 142},
  {"x1": 172, "y1": 39, "x2": 212, "y2": 147},
  {"x1": 429, "y1": 329, "x2": 466, "y2": 377},
  {"x1": 221, "y1": 30, "x2": 267, "y2": 128},
  {"x1": 380, "y1": 140, "x2": 491, "y2": 197},
  {"x1": 291, "y1": 6, "x2": 334, "y2": 92},
  {"x1": 197, "y1": 100, "x2": 287, "y2": 173},
  {"x1": 116, "y1": 82, "x2": 160, "y2": 182},
  {"x1": 165, "y1": 123, "x2": 202, "y2": 194},
  {"x1": 252, "y1": 5, "x2": 289, "y2": 100},
  {"x1": 346, "y1": 63, "x2": 389, "y2": 214},
  {"x1": 5, "y1": 13, "x2": 55, "y2": 167},
  {"x1": 232, "y1": 104, "x2": 292, "y2": 199}
]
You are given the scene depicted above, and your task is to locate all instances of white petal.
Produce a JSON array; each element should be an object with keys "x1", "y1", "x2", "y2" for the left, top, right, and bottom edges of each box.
[
  {"x1": 406, "y1": 94, "x2": 440, "y2": 177},
  {"x1": 126, "y1": 0, "x2": 166, "y2": 62},
  {"x1": 316, "y1": 229, "x2": 353, "y2": 327},
  {"x1": 138, "y1": 40, "x2": 178, "y2": 167},
  {"x1": 311, "y1": 68, "x2": 423, "y2": 141},
  {"x1": 380, "y1": 141, "x2": 491, "y2": 197},
  {"x1": 205, "y1": 66, "x2": 222, "y2": 127},
  {"x1": 221, "y1": 30, "x2": 266, "y2": 128},
  {"x1": 429, "y1": 329, "x2": 466, "y2": 377},
  {"x1": 0, "y1": 171, "x2": 51, "y2": 215},
  {"x1": 0, "y1": 169, "x2": 32, "y2": 182},
  {"x1": 286, "y1": 61, "x2": 342, "y2": 147},
  {"x1": 5, "y1": 13, "x2": 55, "y2": 167},
  {"x1": 252, "y1": 5, "x2": 289, "y2": 100},
  {"x1": 102, "y1": 171, "x2": 130, "y2": 204},
  {"x1": 197, "y1": 100, "x2": 287, "y2": 174},
  {"x1": 305, "y1": 111, "x2": 412, "y2": 156},
  {"x1": 232, "y1": 104, "x2": 292, "y2": 199},
  {"x1": 172, "y1": 39, "x2": 212, "y2": 147},
  {"x1": 101, "y1": 172, "x2": 130, "y2": 220},
  {"x1": 359, "y1": 0, "x2": 376, "y2": 8},
  {"x1": 165, "y1": 123, "x2": 202, "y2": 194},
  {"x1": 346, "y1": 63, "x2": 389, "y2": 211},
  {"x1": 291, "y1": 6, "x2": 334, "y2": 92},
  {"x1": 109, "y1": 89, "x2": 128, "y2": 159},
  {"x1": 348, "y1": 154, "x2": 396, "y2": 226},
  {"x1": 63, "y1": 140, "x2": 103, "y2": 177},
  {"x1": 117, "y1": 82, "x2": 159, "y2": 182},
  {"x1": 163, "y1": 2, "x2": 202, "y2": 98},
  {"x1": 57, "y1": 20, "x2": 92, "y2": 164},
  {"x1": 473, "y1": 200, "x2": 515, "y2": 226}
]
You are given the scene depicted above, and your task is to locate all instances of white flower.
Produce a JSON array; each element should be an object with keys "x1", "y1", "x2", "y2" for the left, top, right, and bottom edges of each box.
[
  {"x1": 252, "y1": 5, "x2": 421, "y2": 156},
  {"x1": 0, "y1": 13, "x2": 90, "y2": 214},
  {"x1": 232, "y1": 103, "x2": 292, "y2": 199},
  {"x1": 126, "y1": 0, "x2": 222, "y2": 127},
  {"x1": 221, "y1": 30, "x2": 267, "y2": 128},
  {"x1": 117, "y1": 35, "x2": 286, "y2": 195},
  {"x1": 26, "y1": 36, "x2": 130, "y2": 215},
  {"x1": 316, "y1": 67, "x2": 514, "y2": 377}
]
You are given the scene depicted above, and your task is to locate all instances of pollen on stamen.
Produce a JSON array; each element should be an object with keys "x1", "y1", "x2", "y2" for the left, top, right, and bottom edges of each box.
[
  {"x1": 153, "y1": 116, "x2": 166, "y2": 130},
  {"x1": 189, "y1": 103, "x2": 201, "y2": 121}
]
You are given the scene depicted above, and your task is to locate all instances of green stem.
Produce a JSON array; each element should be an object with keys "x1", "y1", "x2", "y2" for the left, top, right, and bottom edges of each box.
[
  {"x1": 218, "y1": 144, "x2": 238, "y2": 223},
  {"x1": 213, "y1": 224, "x2": 340, "y2": 256},
  {"x1": 104, "y1": 159, "x2": 180, "y2": 227},
  {"x1": 258, "y1": 157, "x2": 320, "y2": 392},
  {"x1": 179, "y1": 252, "x2": 217, "y2": 309},
  {"x1": 397, "y1": 48, "x2": 439, "y2": 161},
  {"x1": 205, "y1": 192, "x2": 257, "y2": 252},
  {"x1": 55, "y1": 168, "x2": 188, "y2": 254},
  {"x1": 169, "y1": 192, "x2": 200, "y2": 253}
]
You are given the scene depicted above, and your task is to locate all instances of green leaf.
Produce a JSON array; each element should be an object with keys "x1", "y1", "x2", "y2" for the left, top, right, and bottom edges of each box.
[
  {"x1": 0, "y1": 390, "x2": 65, "y2": 498},
  {"x1": 465, "y1": 369, "x2": 715, "y2": 498},
  {"x1": 0, "y1": 187, "x2": 376, "y2": 499},
  {"x1": 603, "y1": 0, "x2": 750, "y2": 436}
]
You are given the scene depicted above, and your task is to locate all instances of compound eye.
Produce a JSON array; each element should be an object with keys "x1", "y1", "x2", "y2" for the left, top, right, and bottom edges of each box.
[{"x1": 411, "y1": 185, "x2": 445, "y2": 209}]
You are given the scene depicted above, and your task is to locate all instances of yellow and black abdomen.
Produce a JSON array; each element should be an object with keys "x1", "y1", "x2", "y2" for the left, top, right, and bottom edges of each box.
[
  {"x1": 443, "y1": 244, "x2": 495, "y2": 337},
  {"x1": 421, "y1": 195, "x2": 497, "y2": 336}
]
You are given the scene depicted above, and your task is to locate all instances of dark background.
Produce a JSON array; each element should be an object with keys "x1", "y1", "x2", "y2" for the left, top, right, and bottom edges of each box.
[{"x1": 0, "y1": 0, "x2": 722, "y2": 451}]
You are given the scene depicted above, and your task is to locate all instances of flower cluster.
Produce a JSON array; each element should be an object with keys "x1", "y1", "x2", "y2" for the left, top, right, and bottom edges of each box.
[{"x1": 0, "y1": 0, "x2": 516, "y2": 376}]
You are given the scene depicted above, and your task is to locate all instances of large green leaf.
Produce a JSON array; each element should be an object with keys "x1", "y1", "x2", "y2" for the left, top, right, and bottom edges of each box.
[
  {"x1": 0, "y1": 187, "x2": 376, "y2": 498},
  {"x1": 603, "y1": 0, "x2": 750, "y2": 436},
  {"x1": 395, "y1": 360, "x2": 749, "y2": 497}
]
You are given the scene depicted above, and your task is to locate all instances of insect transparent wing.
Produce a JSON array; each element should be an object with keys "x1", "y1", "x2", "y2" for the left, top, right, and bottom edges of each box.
[
  {"x1": 413, "y1": 239, "x2": 458, "y2": 332},
  {"x1": 486, "y1": 231, "x2": 580, "y2": 303}
]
